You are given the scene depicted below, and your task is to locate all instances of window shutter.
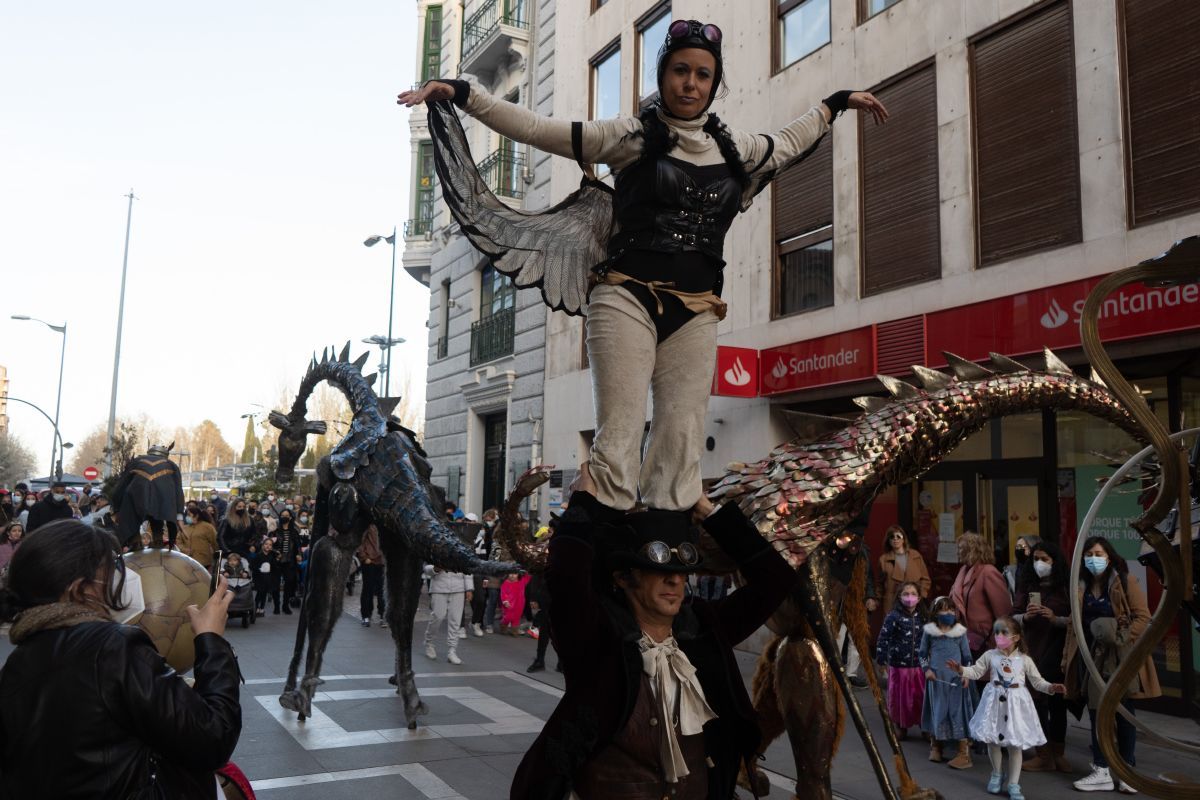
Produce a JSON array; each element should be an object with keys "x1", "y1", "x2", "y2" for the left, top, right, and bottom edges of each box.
[
  {"x1": 773, "y1": 135, "x2": 833, "y2": 241},
  {"x1": 974, "y1": 0, "x2": 1081, "y2": 265},
  {"x1": 1122, "y1": 0, "x2": 1200, "y2": 225},
  {"x1": 861, "y1": 63, "x2": 940, "y2": 296}
]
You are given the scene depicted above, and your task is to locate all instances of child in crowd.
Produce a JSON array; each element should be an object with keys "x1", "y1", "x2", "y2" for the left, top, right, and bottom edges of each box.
[
  {"x1": 919, "y1": 596, "x2": 976, "y2": 768},
  {"x1": 499, "y1": 572, "x2": 531, "y2": 635},
  {"x1": 948, "y1": 616, "x2": 1066, "y2": 800},
  {"x1": 875, "y1": 581, "x2": 928, "y2": 740},
  {"x1": 222, "y1": 552, "x2": 250, "y2": 580}
]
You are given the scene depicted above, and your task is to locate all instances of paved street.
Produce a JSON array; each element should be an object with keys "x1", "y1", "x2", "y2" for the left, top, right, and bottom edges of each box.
[{"x1": 3, "y1": 597, "x2": 1197, "y2": 799}]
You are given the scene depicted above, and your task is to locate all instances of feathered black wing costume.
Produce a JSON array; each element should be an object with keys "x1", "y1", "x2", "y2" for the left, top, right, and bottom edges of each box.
[{"x1": 425, "y1": 99, "x2": 613, "y2": 317}]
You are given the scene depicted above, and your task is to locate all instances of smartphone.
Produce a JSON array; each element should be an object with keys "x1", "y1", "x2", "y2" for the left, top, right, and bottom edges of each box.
[{"x1": 1029, "y1": 591, "x2": 1042, "y2": 607}]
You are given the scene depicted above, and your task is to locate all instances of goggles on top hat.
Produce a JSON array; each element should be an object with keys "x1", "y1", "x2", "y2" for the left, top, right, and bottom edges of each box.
[{"x1": 640, "y1": 539, "x2": 701, "y2": 568}]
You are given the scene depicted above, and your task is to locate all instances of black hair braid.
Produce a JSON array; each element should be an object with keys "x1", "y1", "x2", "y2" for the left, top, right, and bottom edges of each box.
[
  {"x1": 630, "y1": 105, "x2": 679, "y2": 161},
  {"x1": 703, "y1": 114, "x2": 750, "y2": 192}
]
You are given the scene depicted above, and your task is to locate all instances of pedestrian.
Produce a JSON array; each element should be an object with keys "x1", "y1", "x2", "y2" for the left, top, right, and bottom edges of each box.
[
  {"x1": 0, "y1": 490, "x2": 15, "y2": 526},
  {"x1": 0, "y1": 522, "x2": 24, "y2": 573},
  {"x1": 81, "y1": 494, "x2": 112, "y2": 528},
  {"x1": 357, "y1": 524, "x2": 386, "y2": 627},
  {"x1": 1013, "y1": 540, "x2": 1073, "y2": 774},
  {"x1": 499, "y1": 572, "x2": 530, "y2": 635},
  {"x1": 402, "y1": 23, "x2": 886, "y2": 521},
  {"x1": 274, "y1": 510, "x2": 301, "y2": 613},
  {"x1": 831, "y1": 528, "x2": 877, "y2": 688},
  {"x1": 423, "y1": 568, "x2": 471, "y2": 664},
  {"x1": 25, "y1": 481, "x2": 73, "y2": 533},
  {"x1": 219, "y1": 499, "x2": 255, "y2": 557},
  {"x1": 250, "y1": 537, "x2": 282, "y2": 615},
  {"x1": 0, "y1": 520, "x2": 241, "y2": 798},
  {"x1": 877, "y1": 524, "x2": 931, "y2": 602},
  {"x1": 480, "y1": 508, "x2": 502, "y2": 632},
  {"x1": 1063, "y1": 536, "x2": 1159, "y2": 794},
  {"x1": 950, "y1": 532, "x2": 1012, "y2": 660},
  {"x1": 259, "y1": 504, "x2": 278, "y2": 535},
  {"x1": 208, "y1": 490, "x2": 227, "y2": 524},
  {"x1": 1004, "y1": 536, "x2": 1041, "y2": 599},
  {"x1": 875, "y1": 581, "x2": 928, "y2": 740},
  {"x1": 919, "y1": 596, "x2": 976, "y2": 768},
  {"x1": 179, "y1": 506, "x2": 219, "y2": 570},
  {"x1": 948, "y1": 616, "x2": 1066, "y2": 800},
  {"x1": 297, "y1": 507, "x2": 313, "y2": 540}
]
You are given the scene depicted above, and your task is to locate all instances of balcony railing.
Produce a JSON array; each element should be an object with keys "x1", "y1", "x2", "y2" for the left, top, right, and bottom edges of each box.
[
  {"x1": 404, "y1": 217, "x2": 432, "y2": 238},
  {"x1": 462, "y1": 0, "x2": 528, "y2": 65},
  {"x1": 469, "y1": 307, "x2": 515, "y2": 366},
  {"x1": 436, "y1": 335, "x2": 448, "y2": 360},
  {"x1": 478, "y1": 149, "x2": 525, "y2": 199}
]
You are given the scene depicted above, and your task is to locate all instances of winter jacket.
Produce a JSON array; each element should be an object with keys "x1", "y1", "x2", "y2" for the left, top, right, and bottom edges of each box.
[
  {"x1": 25, "y1": 497, "x2": 72, "y2": 533},
  {"x1": 918, "y1": 622, "x2": 972, "y2": 675},
  {"x1": 356, "y1": 525, "x2": 383, "y2": 565},
  {"x1": 0, "y1": 541, "x2": 18, "y2": 572},
  {"x1": 875, "y1": 609, "x2": 925, "y2": 668},
  {"x1": 1063, "y1": 572, "x2": 1160, "y2": 701},
  {"x1": 219, "y1": 516, "x2": 255, "y2": 556},
  {"x1": 876, "y1": 548, "x2": 932, "y2": 605},
  {"x1": 950, "y1": 563, "x2": 1011, "y2": 654},
  {"x1": 178, "y1": 521, "x2": 218, "y2": 570},
  {"x1": 0, "y1": 622, "x2": 240, "y2": 799},
  {"x1": 1014, "y1": 580, "x2": 1070, "y2": 684}
]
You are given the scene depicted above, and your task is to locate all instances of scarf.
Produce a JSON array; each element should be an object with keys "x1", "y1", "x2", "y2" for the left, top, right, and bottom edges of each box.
[
  {"x1": 638, "y1": 633, "x2": 717, "y2": 783},
  {"x1": 9, "y1": 601, "x2": 111, "y2": 645}
]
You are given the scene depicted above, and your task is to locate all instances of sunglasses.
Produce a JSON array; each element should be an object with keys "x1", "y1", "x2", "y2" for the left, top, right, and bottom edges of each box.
[
  {"x1": 667, "y1": 20, "x2": 722, "y2": 46},
  {"x1": 640, "y1": 540, "x2": 701, "y2": 567}
]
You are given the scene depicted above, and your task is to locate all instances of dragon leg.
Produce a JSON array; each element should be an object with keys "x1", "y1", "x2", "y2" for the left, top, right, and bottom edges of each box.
[
  {"x1": 384, "y1": 542, "x2": 429, "y2": 728},
  {"x1": 777, "y1": 631, "x2": 844, "y2": 800},
  {"x1": 739, "y1": 634, "x2": 788, "y2": 796}
]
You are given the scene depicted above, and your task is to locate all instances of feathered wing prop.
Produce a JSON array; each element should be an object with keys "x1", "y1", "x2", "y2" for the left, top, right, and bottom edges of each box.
[{"x1": 425, "y1": 99, "x2": 613, "y2": 317}]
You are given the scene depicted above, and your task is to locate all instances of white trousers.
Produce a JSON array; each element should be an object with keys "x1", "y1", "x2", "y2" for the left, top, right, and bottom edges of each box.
[
  {"x1": 836, "y1": 623, "x2": 863, "y2": 678},
  {"x1": 585, "y1": 284, "x2": 718, "y2": 511},
  {"x1": 424, "y1": 591, "x2": 465, "y2": 653}
]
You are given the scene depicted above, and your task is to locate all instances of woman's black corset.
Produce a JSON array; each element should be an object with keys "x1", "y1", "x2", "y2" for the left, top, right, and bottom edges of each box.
[{"x1": 608, "y1": 156, "x2": 741, "y2": 267}]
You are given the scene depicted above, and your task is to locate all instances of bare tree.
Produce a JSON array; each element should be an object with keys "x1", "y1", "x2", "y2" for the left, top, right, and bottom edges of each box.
[
  {"x1": 0, "y1": 434, "x2": 37, "y2": 486},
  {"x1": 190, "y1": 420, "x2": 236, "y2": 471}
]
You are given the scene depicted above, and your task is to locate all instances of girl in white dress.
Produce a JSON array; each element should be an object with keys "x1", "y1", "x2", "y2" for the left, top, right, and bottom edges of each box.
[{"x1": 947, "y1": 616, "x2": 1066, "y2": 800}]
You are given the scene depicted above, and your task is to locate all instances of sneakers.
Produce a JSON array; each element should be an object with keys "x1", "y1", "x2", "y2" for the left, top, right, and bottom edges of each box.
[
  {"x1": 360, "y1": 617, "x2": 370, "y2": 627},
  {"x1": 848, "y1": 675, "x2": 868, "y2": 689},
  {"x1": 472, "y1": 623, "x2": 484, "y2": 637},
  {"x1": 1074, "y1": 766, "x2": 1115, "y2": 792},
  {"x1": 1007, "y1": 784, "x2": 1024, "y2": 800},
  {"x1": 1118, "y1": 780, "x2": 1138, "y2": 795},
  {"x1": 483, "y1": 626, "x2": 494, "y2": 634},
  {"x1": 457, "y1": 628, "x2": 468, "y2": 639},
  {"x1": 987, "y1": 772, "x2": 1003, "y2": 794},
  {"x1": 425, "y1": 644, "x2": 437, "y2": 660},
  {"x1": 447, "y1": 652, "x2": 462, "y2": 665}
]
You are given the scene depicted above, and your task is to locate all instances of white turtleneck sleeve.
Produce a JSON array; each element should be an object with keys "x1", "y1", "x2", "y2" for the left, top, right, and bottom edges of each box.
[{"x1": 731, "y1": 105, "x2": 831, "y2": 175}]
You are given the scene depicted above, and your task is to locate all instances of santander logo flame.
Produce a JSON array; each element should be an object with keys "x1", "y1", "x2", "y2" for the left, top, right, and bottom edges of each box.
[
  {"x1": 1040, "y1": 298, "x2": 1069, "y2": 329},
  {"x1": 723, "y1": 357, "x2": 751, "y2": 387},
  {"x1": 771, "y1": 357, "x2": 788, "y2": 380}
]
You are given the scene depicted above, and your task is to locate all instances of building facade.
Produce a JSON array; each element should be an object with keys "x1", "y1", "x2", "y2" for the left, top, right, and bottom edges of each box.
[
  {"x1": 0, "y1": 365, "x2": 8, "y2": 436},
  {"x1": 541, "y1": 0, "x2": 1200, "y2": 715},
  {"x1": 407, "y1": 0, "x2": 555, "y2": 518}
]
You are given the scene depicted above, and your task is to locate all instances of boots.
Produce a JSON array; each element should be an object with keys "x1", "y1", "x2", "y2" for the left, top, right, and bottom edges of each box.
[
  {"x1": 1050, "y1": 742, "x2": 1073, "y2": 773},
  {"x1": 947, "y1": 739, "x2": 973, "y2": 769},
  {"x1": 928, "y1": 740, "x2": 944, "y2": 762},
  {"x1": 1023, "y1": 744, "x2": 1054, "y2": 772}
]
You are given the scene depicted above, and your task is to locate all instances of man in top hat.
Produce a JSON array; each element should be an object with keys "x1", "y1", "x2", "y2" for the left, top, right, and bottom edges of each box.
[
  {"x1": 509, "y1": 464, "x2": 796, "y2": 800},
  {"x1": 110, "y1": 443, "x2": 185, "y2": 550}
]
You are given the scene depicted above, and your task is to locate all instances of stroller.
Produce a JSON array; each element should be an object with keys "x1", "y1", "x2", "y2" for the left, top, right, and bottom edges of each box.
[{"x1": 217, "y1": 555, "x2": 257, "y2": 629}]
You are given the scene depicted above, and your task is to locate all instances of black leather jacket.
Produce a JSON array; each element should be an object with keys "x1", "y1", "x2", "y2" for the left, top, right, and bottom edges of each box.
[{"x1": 0, "y1": 622, "x2": 241, "y2": 799}]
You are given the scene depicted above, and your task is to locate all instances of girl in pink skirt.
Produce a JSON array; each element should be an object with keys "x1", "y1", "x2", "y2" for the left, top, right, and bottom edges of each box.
[
  {"x1": 875, "y1": 581, "x2": 928, "y2": 738},
  {"x1": 499, "y1": 572, "x2": 531, "y2": 634}
]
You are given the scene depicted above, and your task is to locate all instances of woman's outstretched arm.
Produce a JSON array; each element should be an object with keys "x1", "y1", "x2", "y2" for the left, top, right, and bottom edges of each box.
[{"x1": 399, "y1": 79, "x2": 642, "y2": 169}]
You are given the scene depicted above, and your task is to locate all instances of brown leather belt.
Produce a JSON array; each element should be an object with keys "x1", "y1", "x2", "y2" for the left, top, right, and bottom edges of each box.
[{"x1": 595, "y1": 269, "x2": 728, "y2": 321}]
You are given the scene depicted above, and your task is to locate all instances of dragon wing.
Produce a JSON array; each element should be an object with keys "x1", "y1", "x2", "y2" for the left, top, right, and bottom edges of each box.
[{"x1": 425, "y1": 99, "x2": 613, "y2": 317}]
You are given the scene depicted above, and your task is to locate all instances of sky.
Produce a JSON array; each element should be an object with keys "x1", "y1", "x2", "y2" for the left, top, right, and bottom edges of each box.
[{"x1": 1, "y1": 1, "x2": 428, "y2": 476}]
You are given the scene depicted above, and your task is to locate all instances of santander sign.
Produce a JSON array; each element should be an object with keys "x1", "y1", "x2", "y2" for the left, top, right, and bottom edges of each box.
[
  {"x1": 712, "y1": 346, "x2": 759, "y2": 397},
  {"x1": 760, "y1": 327, "x2": 876, "y2": 396}
]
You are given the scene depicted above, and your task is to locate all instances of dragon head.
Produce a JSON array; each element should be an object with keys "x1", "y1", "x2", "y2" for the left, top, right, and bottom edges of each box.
[{"x1": 269, "y1": 410, "x2": 326, "y2": 482}]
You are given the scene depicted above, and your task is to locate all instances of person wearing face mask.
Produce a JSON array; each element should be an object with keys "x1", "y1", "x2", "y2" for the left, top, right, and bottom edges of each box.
[
  {"x1": 0, "y1": 522, "x2": 25, "y2": 572},
  {"x1": 401, "y1": 23, "x2": 888, "y2": 524},
  {"x1": 207, "y1": 492, "x2": 227, "y2": 524},
  {"x1": 260, "y1": 504, "x2": 278, "y2": 535},
  {"x1": 1063, "y1": 537, "x2": 1160, "y2": 793},
  {"x1": 273, "y1": 511, "x2": 300, "y2": 613},
  {"x1": 0, "y1": 520, "x2": 241, "y2": 798},
  {"x1": 179, "y1": 507, "x2": 219, "y2": 571},
  {"x1": 874, "y1": 581, "x2": 929, "y2": 740},
  {"x1": 1012, "y1": 541, "x2": 1072, "y2": 773},
  {"x1": 18, "y1": 492, "x2": 35, "y2": 529},
  {"x1": 219, "y1": 501, "x2": 255, "y2": 557},
  {"x1": 26, "y1": 482, "x2": 74, "y2": 533},
  {"x1": 1003, "y1": 536, "x2": 1041, "y2": 600},
  {"x1": 0, "y1": 490, "x2": 16, "y2": 526}
]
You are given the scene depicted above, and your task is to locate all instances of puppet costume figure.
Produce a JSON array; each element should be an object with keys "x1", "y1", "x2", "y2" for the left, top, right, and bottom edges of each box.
[
  {"x1": 422, "y1": 20, "x2": 868, "y2": 513},
  {"x1": 110, "y1": 443, "x2": 185, "y2": 550}
]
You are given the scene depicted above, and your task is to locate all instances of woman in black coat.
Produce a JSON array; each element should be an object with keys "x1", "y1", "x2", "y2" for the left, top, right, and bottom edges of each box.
[{"x1": 0, "y1": 520, "x2": 240, "y2": 799}]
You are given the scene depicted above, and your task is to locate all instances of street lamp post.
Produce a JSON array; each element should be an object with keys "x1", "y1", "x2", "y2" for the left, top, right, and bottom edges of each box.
[
  {"x1": 364, "y1": 228, "x2": 399, "y2": 396},
  {"x1": 106, "y1": 190, "x2": 137, "y2": 479},
  {"x1": 362, "y1": 334, "x2": 405, "y2": 391},
  {"x1": 4, "y1": 396, "x2": 71, "y2": 480},
  {"x1": 11, "y1": 315, "x2": 67, "y2": 479}
]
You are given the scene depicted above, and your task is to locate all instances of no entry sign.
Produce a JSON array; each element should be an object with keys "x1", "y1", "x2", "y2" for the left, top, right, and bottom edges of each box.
[{"x1": 83, "y1": 466, "x2": 100, "y2": 481}]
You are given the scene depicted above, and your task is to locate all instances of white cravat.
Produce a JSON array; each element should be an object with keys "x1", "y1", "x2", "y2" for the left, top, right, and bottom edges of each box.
[{"x1": 639, "y1": 633, "x2": 718, "y2": 783}]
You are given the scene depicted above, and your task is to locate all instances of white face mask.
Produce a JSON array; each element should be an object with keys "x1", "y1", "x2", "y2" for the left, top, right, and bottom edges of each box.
[
  {"x1": 25, "y1": 498, "x2": 35, "y2": 506},
  {"x1": 51, "y1": 493, "x2": 66, "y2": 503},
  {"x1": 1033, "y1": 559, "x2": 1052, "y2": 579},
  {"x1": 112, "y1": 565, "x2": 145, "y2": 625}
]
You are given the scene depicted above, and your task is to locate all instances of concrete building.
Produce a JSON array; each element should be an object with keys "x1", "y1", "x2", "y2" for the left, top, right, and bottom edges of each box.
[
  {"x1": 0, "y1": 365, "x2": 8, "y2": 436},
  {"x1": 407, "y1": 0, "x2": 556, "y2": 517},
  {"x1": 539, "y1": 0, "x2": 1200, "y2": 714}
]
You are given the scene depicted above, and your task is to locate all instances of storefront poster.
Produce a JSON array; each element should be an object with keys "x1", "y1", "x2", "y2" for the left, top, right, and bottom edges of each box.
[{"x1": 1074, "y1": 465, "x2": 1147, "y2": 588}]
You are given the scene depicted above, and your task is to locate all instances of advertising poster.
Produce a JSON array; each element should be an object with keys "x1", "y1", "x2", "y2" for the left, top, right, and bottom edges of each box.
[{"x1": 1073, "y1": 465, "x2": 1147, "y2": 590}]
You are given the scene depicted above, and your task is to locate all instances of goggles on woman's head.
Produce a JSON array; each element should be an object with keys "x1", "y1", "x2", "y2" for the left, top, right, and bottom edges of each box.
[
  {"x1": 667, "y1": 19, "x2": 722, "y2": 46},
  {"x1": 640, "y1": 540, "x2": 701, "y2": 567}
]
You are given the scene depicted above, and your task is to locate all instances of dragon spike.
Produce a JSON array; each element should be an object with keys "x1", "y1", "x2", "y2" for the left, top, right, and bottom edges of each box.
[
  {"x1": 378, "y1": 397, "x2": 401, "y2": 418},
  {"x1": 944, "y1": 352, "x2": 993, "y2": 380},
  {"x1": 339, "y1": 341, "x2": 351, "y2": 362},
  {"x1": 780, "y1": 409, "x2": 849, "y2": 438},
  {"x1": 911, "y1": 365, "x2": 953, "y2": 391},
  {"x1": 989, "y1": 352, "x2": 1029, "y2": 373},
  {"x1": 1043, "y1": 347, "x2": 1073, "y2": 375},
  {"x1": 853, "y1": 395, "x2": 891, "y2": 413},
  {"x1": 876, "y1": 374, "x2": 922, "y2": 401},
  {"x1": 1090, "y1": 367, "x2": 1107, "y2": 388},
  {"x1": 364, "y1": 372, "x2": 378, "y2": 387},
  {"x1": 321, "y1": 346, "x2": 329, "y2": 364}
]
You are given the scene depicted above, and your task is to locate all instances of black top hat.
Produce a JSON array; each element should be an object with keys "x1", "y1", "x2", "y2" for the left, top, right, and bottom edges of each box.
[{"x1": 600, "y1": 508, "x2": 704, "y2": 574}]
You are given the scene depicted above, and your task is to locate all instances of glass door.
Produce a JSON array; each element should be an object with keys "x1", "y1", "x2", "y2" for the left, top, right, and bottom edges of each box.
[{"x1": 978, "y1": 476, "x2": 1042, "y2": 570}]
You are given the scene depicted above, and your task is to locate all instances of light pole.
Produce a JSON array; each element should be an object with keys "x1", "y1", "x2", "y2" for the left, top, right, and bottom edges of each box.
[
  {"x1": 11, "y1": 315, "x2": 67, "y2": 478},
  {"x1": 4, "y1": 396, "x2": 71, "y2": 480},
  {"x1": 362, "y1": 334, "x2": 405, "y2": 391},
  {"x1": 364, "y1": 228, "x2": 399, "y2": 396},
  {"x1": 106, "y1": 189, "x2": 136, "y2": 479}
]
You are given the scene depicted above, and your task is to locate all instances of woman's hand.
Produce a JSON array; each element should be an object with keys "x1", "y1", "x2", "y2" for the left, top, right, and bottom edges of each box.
[
  {"x1": 849, "y1": 91, "x2": 889, "y2": 125},
  {"x1": 186, "y1": 575, "x2": 234, "y2": 638},
  {"x1": 925, "y1": 669, "x2": 936, "y2": 681},
  {"x1": 1049, "y1": 683, "x2": 1067, "y2": 695},
  {"x1": 568, "y1": 462, "x2": 597, "y2": 497},
  {"x1": 397, "y1": 81, "x2": 455, "y2": 107}
]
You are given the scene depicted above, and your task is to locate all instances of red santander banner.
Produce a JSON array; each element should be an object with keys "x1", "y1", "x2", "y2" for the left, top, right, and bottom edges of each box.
[
  {"x1": 760, "y1": 326, "x2": 876, "y2": 396},
  {"x1": 712, "y1": 346, "x2": 759, "y2": 397},
  {"x1": 926, "y1": 275, "x2": 1200, "y2": 366}
]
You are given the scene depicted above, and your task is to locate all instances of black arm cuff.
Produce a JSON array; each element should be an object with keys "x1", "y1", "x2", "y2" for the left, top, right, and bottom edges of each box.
[
  {"x1": 702, "y1": 502, "x2": 774, "y2": 565},
  {"x1": 822, "y1": 90, "x2": 854, "y2": 120},
  {"x1": 442, "y1": 79, "x2": 471, "y2": 108}
]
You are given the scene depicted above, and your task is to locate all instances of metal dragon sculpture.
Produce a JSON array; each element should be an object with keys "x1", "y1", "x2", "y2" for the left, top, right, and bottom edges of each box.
[{"x1": 268, "y1": 343, "x2": 517, "y2": 726}]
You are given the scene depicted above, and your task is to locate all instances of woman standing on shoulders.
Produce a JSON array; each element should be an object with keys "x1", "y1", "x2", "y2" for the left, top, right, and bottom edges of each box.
[{"x1": 877, "y1": 524, "x2": 931, "y2": 603}]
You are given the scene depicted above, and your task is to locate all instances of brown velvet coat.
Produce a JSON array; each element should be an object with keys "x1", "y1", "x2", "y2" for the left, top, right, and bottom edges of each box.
[
  {"x1": 1062, "y1": 572, "x2": 1161, "y2": 701},
  {"x1": 876, "y1": 547, "x2": 932, "y2": 604}
]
